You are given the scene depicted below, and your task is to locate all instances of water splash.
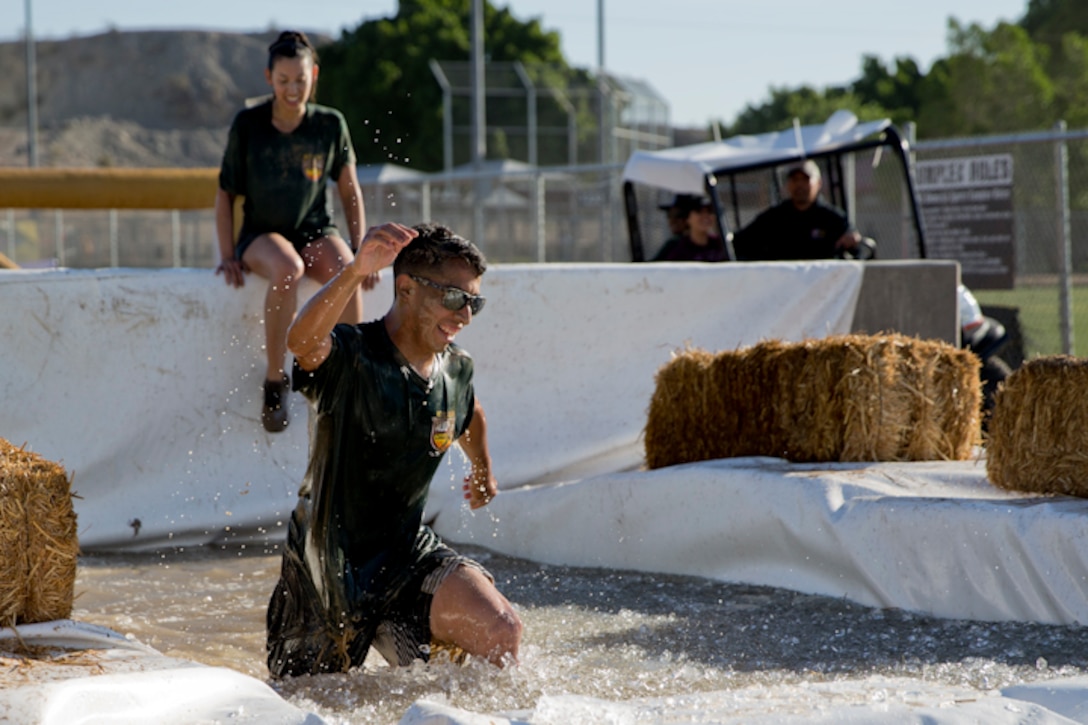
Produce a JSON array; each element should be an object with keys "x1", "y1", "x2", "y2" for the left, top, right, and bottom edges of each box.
[{"x1": 72, "y1": 545, "x2": 1088, "y2": 724}]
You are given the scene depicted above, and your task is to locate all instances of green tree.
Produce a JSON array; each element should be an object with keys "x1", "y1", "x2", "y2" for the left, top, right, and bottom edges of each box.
[
  {"x1": 317, "y1": 0, "x2": 574, "y2": 171},
  {"x1": 1018, "y1": 0, "x2": 1088, "y2": 128},
  {"x1": 723, "y1": 85, "x2": 886, "y2": 137},
  {"x1": 916, "y1": 20, "x2": 1055, "y2": 137},
  {"x1": 1021, "y1": 0, "x2": 1088, "y2": 50},
  {"x1": 850, "y1": 55, "x2": 924, "y2": 125},
  {"x1": 1048, "y1": 32, "x2": 1088, "y2": 127}
]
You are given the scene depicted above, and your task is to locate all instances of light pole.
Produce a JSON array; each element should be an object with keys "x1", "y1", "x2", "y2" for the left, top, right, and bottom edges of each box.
[
  {"x1": 597, "y1": 0, "x2": 606, "y2": 165},
  {"x1": 25, "y1": 0, "x2": 39, "y2": 167},
  {"x1": 596, "y1": 0, "x2": 612, "y2": 260},
  {"x1": 597, "y1": 0, "x2": 604, "y2": 73},
  {"x1": 470, "y1": 0, "x2": 486, "y2": 247}
]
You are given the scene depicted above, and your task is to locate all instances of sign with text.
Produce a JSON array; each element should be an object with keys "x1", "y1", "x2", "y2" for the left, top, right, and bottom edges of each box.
[{"x1": 916, "y1": 154, "x2": 1014, "y2": 289}]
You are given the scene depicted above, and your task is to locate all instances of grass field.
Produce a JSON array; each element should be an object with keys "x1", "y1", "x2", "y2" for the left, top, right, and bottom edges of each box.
[{"x1": 973, "y1": 282, "x2": 1088, "y2": 359}]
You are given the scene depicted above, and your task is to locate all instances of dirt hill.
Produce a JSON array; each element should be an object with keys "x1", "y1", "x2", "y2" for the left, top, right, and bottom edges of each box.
[
  {"x1": 0, "y1": 28, "x2": 704, "y2": 169},
  {"x1": 0, "y1": 29, "x2": 329, "y2": 168}
]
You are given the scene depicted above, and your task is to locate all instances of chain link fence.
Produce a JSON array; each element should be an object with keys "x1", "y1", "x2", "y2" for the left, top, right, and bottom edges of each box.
[
  {"x1": 630, "y1": 124, "x2": 1088, "y2": 363},
  {"x1": 1, "y1": 163, "x2": 634, "y2": 268},
  {"x1": 6, "y1": 125, "x2": 1088, "y2": 363},
  {"x1": 912, "y1": 125, "x2": 1088, "y2": 364},
  {"x1": 3, "y1": 208, "x2": 209, "y2": 269}
]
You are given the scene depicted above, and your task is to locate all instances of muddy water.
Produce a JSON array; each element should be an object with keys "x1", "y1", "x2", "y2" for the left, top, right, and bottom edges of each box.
[{"x1": 73, "y1": 544, "x2": 1088, "y2": 724}]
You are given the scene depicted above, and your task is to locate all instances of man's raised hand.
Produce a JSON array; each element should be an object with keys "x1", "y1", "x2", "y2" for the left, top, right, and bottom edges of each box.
[{"x1": 353, "y1": 223, "x2": 418, "y2": 277}]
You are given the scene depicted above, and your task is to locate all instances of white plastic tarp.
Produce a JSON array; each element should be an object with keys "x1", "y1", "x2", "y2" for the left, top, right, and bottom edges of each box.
[
  {"x1": 433, "y1": 456, "x2": 1088, "y2": 627},
  {"x1": 401, "y1": 678, "x2": 1088, "y2": 725},
  {"x1": 622, "y1": 111, "x2": 892, "y2": 195},
  {"x1": 0, "y1": 262, "x2": 863, "y2": 550},
  {"x1": 0, "y1": 620, "x2": 323, "y2": 725}
]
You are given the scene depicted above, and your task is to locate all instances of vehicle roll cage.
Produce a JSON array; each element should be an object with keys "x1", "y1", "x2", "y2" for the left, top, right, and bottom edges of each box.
[{"x1": 623, "y1": 122, "x2": 928, "y2": 262}]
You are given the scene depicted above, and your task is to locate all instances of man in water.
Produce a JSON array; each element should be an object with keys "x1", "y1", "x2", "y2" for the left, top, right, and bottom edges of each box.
[
  {"x1": 732, "y1": 159, "x2": 862, "y2": 260},
  {"x1": 266, "y1": 221, "x2": 522, "y2": 677}
]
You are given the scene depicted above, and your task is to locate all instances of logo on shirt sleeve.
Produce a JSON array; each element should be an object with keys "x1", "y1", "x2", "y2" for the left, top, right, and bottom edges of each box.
[{"x1": 430, "y1": 410, "x2": 457, "y2": 453}]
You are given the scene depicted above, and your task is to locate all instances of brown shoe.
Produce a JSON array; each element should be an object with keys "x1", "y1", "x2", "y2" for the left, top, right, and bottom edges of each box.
[{"x1": 261, "y1": 375, "x2": 290, "y2": 432}]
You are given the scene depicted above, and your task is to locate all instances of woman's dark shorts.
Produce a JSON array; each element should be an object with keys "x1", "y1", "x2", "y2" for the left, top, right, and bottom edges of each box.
[{"x1": 235, "y1": 225, "x2": 341, "y2": 260}]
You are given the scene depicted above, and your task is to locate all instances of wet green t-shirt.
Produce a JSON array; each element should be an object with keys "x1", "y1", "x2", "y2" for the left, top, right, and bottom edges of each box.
[
  {"x1": 293, "y1": 320, "x2": 476, "y2": 577},
  {"x1": 218, "y1": 100, "x2": 356, "y2": 237}
]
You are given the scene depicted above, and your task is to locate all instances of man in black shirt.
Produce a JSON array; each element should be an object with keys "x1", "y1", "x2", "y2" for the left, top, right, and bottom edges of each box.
[
  {"x1": 266, "y1": 221, "x2": 522, "y2": 677},
  {"x1": 732, "y1": 159, "x2": 862, "y2": 261}
]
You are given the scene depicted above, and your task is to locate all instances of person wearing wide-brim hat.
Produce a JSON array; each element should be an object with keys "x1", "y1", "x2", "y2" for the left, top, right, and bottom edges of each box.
[
  {"x1": 658, "y1": 195, "x2": 689, "y2": 238},
  {"x1": 651, "y1": 194, "x2": 729, "y2": 262}
]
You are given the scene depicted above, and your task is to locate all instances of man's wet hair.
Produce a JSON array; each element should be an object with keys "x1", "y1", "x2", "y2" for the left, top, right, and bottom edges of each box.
[
  {"x1": 394, "y1": 223, "x2": 488, "y2": 278},
  {"x1": 267, "y1": 30, "x2": 318, "y2": 71}
]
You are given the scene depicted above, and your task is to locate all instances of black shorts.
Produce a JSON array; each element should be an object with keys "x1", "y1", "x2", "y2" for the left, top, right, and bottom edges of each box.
[
  {"x1": 266, "y1": 512, "x2": 492, "y2": 678},
  {"x1": 234, "y1": 225, "x2": 340, "y2": 261}
]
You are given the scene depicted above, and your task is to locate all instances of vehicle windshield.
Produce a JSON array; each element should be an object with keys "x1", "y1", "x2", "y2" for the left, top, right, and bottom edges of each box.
[{"x1": 623, "y1": 113, "x2": 926, "y2": 263}]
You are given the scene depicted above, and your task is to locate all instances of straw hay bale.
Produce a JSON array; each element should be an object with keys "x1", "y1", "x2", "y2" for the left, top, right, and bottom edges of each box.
[
  {"x1": 0, "y1": 438, "x2": 78, "y2": 624},
  {"x1": 839, "y1": 335, "x2": 908, "y2": 461},
  {"x1": 644, "y1": 334, "x2": 981, "y2": 469},
  {"x1": 872, "y1": 336, "x2": 980, "y2": 462},
  {"x1": 714, "y1": 340, "x2": 790, "y2": 459},
  {"x1": 987, "y1": 356, "x2": 1088, "y2": 496},
  {"x1": 783, "y1": 338, "x2": 850, "y2": 462},
  {"x1": 645, "y1": 347, "x2": 718, "y2": 470},
  {"x1": 926, "y1": 341, "x2": 983, "y2": 460}
]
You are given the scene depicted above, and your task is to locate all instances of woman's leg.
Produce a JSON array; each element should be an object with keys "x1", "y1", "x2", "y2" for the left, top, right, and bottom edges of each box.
[
  {"x1": 300, "y1": 235, "x2": 362, "y2": 324},
  {"x1": 241, "y1": 233, "x2": 305, "y2": 431}
]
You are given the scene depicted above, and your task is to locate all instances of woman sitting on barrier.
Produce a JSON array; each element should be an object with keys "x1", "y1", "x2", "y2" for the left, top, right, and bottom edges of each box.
[{"x1": 215, "y1": 30, "x2": 372, "y2": 432}]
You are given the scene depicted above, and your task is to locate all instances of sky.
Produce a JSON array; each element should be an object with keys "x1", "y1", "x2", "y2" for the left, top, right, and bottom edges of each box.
[{"x1": 4, "y1": 0, "x2": 1031, "y2": 128}]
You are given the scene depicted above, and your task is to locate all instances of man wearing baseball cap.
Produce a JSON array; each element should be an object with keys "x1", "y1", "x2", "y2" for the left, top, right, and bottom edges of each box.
[{"x1": 731, "y1": 159, "x2": 862, "y2": 261}]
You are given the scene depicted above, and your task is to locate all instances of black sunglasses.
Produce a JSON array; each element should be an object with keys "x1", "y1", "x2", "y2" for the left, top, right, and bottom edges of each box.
[{"x1": 409, "y1": 274, "x2": 486, "y2": 315}]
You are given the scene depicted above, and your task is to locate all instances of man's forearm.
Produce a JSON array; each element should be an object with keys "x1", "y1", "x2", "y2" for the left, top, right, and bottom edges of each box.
[
  {"x1": 460, "y1": 398, "x2": 492, "y2": 469},
  {"x1": 287, "y1": 264, "x2": 368, "y2": 358},
  {"x1": 289, "y1": 222, "x2": 417, "y2": 363}
]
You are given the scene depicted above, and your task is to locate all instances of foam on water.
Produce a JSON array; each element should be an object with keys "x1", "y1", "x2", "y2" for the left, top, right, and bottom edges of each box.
[{"x1": 74, "y1": 545, "x2": 1088, "y2": 724}]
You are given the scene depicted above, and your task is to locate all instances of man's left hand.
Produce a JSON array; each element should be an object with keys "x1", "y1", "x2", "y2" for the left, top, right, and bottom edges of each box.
[
  {"x1": 834, "y1": 231, "x2": 861, "y2": 252},
  {"x1": 464, "y1": 466, "x2": 498, "y2": 510}
]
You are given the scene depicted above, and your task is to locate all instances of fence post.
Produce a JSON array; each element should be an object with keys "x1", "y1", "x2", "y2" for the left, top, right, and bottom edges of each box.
[
  {"x1": 54, "y1": 209, "x2": 64, "y2": 266},
  {"x1": 1055, "y1": 120, "x2": 1074, "y2": 355},
  {"x1": 904, "y1": 122, "x2": 917, "y2": 260},
  {"x1": 428, "y1": 59, "x2": 454, "y2": 173},
  {"x1": 599, "y1": 171, "x2": 612, "y2": 262},
  {"x1": 109, "y1": 209, "x2": 119, "y2": 268},
  {"x1": 5, "y1": 209, "x2": 13, "y2": 261},
  {"x1": 534, "y1": 172, "x2": 546, "y2": 262},
  {"x1": 171, "y1": 209, "x2": 181, "y2": 267},
  {"x1": 514, "y1": 62, "x2": 538, "y2": 167}
]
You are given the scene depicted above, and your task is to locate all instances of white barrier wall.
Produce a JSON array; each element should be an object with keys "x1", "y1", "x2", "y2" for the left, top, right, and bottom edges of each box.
[
  {"x1": 1, "y1": 262, "x2": 865, "y2": 551},
  {"x1": 437, "y1": 457, "x2": 1088, "y2": 626}
]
